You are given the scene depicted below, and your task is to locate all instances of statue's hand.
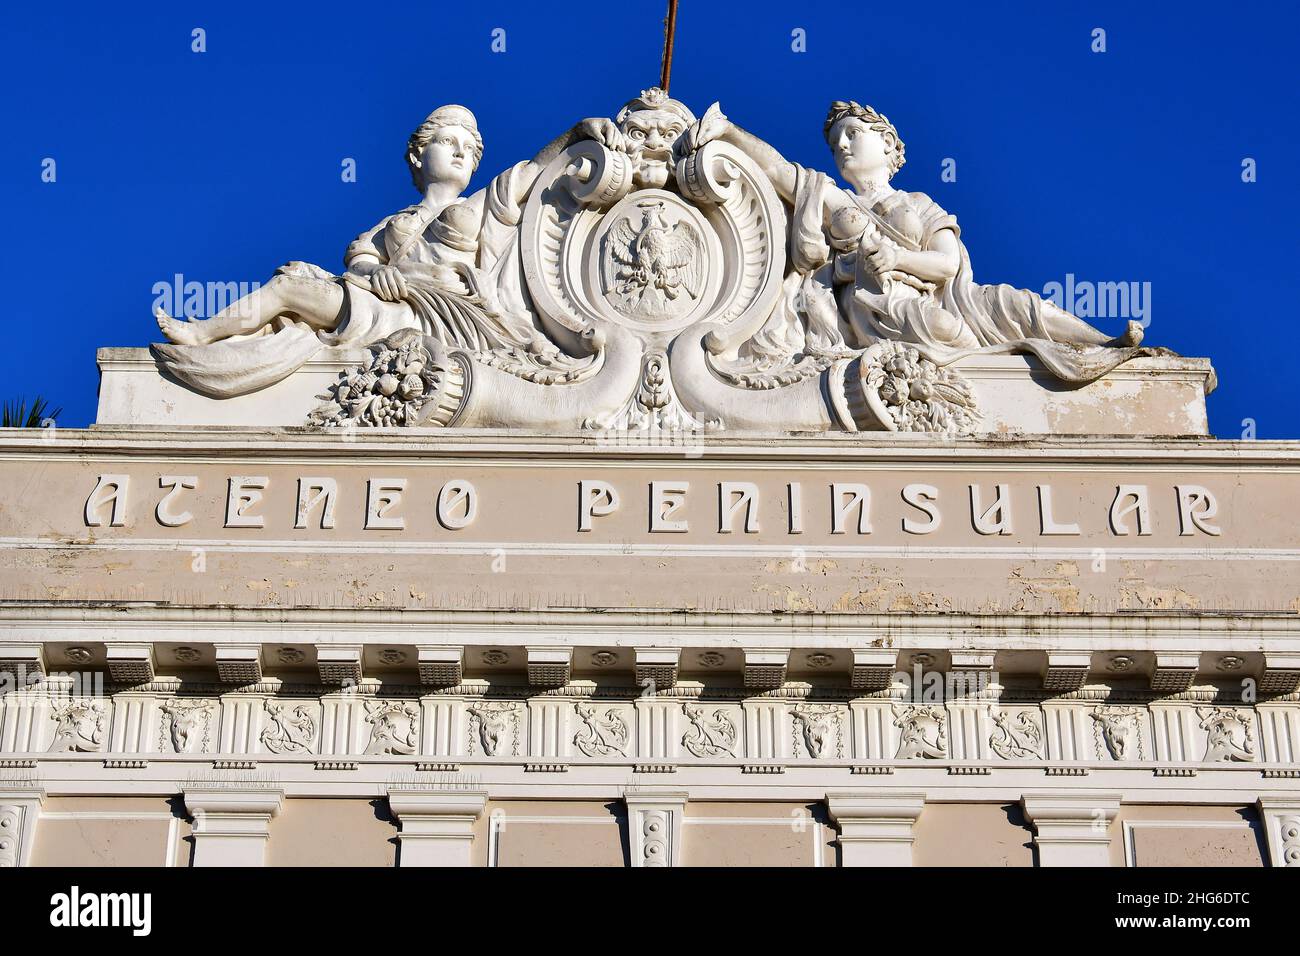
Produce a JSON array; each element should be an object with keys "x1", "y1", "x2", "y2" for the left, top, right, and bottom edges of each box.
[
  {"x1": 372, "y1": 264, "x2": 408, "y2": 302},
  {"x1": 865, "y1": 239, "x2": 901, "y2": 275},
  {"x1": 681, "y1": 102, "x2": 730, "y2": 158},
  {"x1": 579, "y1": 117, "x2": 627, "y2": 153}
]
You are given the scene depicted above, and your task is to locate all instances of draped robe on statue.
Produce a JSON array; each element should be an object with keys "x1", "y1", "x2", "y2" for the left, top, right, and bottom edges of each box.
[
  {"x1": 777, "y1": 165, "x2": 1152, "y2": 383},
  {"x1": 154, "y1": 161, "x2": 542, "y2": 397}
]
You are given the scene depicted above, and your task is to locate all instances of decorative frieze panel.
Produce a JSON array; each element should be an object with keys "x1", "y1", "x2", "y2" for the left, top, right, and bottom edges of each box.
[
  {"x1": 791, "y1": 705, "x2": 844, "y2": 759},
  {"x1": 6, "y1": 678, "x2": 1298, "y2": 772},
  {"x1": 258, "y1": 700, "x2": 319, "y2": 754},
  {"x1": 1092, "y1": 706, "x2": 1145, "y2": 761},
  {"x1": 467, "y1": 702, "x2": 522, "y2": 757},
  {"x1": 893, "y1": 705, "x2": 947, "y2": 759},
  {"x1": 1196, "y1": 707, "x2": 1256, "y2": 762},
  {"x1": 989, "y1": 707, "x2": 1043, "y2": 761},
  {"x1": 573, "y1": 702, "x2": 630, "y2": 757},
  {"x1": 47, "y1": 698, "x2": 108, "y2": 753},
  {"x1": 159, "y1": 699, "x2": 216, "y2": 754},
  {"x1": 680, "y1": 702, "x2": 738, "y2": 758}
]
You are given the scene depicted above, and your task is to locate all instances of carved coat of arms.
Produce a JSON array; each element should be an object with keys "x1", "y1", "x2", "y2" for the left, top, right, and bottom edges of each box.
[{"x1": 604, "y1": 199, "x2": 705, "y2": 319}]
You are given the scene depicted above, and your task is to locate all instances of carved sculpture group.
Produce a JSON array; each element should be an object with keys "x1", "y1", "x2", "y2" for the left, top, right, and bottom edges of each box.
[{"x1": 154, "y1": 89, "x2": 1160, "y2": 436}]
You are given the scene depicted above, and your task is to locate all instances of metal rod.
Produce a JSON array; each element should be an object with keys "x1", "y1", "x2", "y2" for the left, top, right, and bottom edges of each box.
[{"x1": 660, "y1": 0, "x2": 679, "y2": 92}]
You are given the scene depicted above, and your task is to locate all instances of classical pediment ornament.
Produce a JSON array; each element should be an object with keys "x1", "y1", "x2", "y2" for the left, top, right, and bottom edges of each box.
[
  {"x1": 680, "y1": 703, "x2": 737, "y2": 758},
  {"x1": 572, "y1": 702, "x2": 629, "y2": 757},
  {"x1": 149, "y1": 89, "x2": 1162, "y2": 436},
  {"x1": 160, "y1": 699, "x2": 213, "y2": 754},
  {"x1": 1092, "y1": 705, "x2": 1144, "y2": 761},
  {"x1": 893, "y1": 704, "x2": 947, "y2": 759},
  {"x1": 1196, "y1": 706, "x2": 1256, "y2": 762},
  {"x1": 47, "y1": 699, "x2": 107, "y2": 753},
  {"x1": 259, "y1": 700, "x2": 318, "y2": 755},
  {"x1": 363, "y1": 700, "x2": 421, "y2": 755},
  {"x1": 989, "y1": 707, "x2": 1043, "y2": 760}
]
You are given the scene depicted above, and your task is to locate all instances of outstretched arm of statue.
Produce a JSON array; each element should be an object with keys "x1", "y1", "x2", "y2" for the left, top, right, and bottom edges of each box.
[
  {"x1": 683, "y1": 104, "x2": 798, "y2": 202},
  {"x1": 510, "y1": 118, "x2": 628, "y2": 204}
]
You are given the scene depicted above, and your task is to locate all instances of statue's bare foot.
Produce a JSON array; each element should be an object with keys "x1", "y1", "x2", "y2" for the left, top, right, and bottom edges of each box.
[
  {"x1": 1108, "y1": 320, "x2": 1144, "y2": 348},
  {"x1": 155, "y1": 307, "x2": 207, "y2": 346}
]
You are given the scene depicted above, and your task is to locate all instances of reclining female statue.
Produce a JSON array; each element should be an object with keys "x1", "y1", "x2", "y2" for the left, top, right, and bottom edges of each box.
[
  {"x1": 154, "y1": 104, "x2": 623, "y2": 396},
  {"x1": 685, "y1": 100, "x2": 1149, "y2": 382}
]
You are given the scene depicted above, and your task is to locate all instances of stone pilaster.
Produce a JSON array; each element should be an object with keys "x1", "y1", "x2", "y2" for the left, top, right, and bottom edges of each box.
[
  {"x1": 1257, "y1": 798, "x2": 1300, "y2": 867},
  {"x1": 183, "y1": 787, "x2": 284, "y2": 866},
  {"x1": 387, "y1": 789, "x2": 488, "y2": 867},
  {"x1": 624, "y1": 789, "x2": 687, "y2": 867},
  {"x1": 0, "y1": 789, "x2": 44, "y2": 867},
  {"x1": 1021, "y1": 791, "x2": 1121, "y2": 866},
  {"x1": 826, "y1": 792, "x2": 925, "y2": 866}
]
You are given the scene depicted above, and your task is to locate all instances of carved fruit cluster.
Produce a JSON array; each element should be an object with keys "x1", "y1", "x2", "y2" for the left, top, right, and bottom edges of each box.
[
  {"x1": 310, "y1": 337, "x2": 456, "y2": 428},
  {"x1": 862, "y1": 342, "x2": 977, "y2": 436}
]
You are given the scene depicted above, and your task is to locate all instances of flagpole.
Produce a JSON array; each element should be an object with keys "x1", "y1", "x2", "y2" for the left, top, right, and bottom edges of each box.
[{"x1": 660, "y1": 0, "x2": 679, "y2": 92}]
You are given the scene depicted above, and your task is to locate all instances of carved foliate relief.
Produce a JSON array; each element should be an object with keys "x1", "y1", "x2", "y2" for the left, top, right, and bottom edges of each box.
[
  {"x1": 160, "y1": 699, "x2": 214, "y2": 754},
  {"x1": 572, "y1": 702, "x2": 630, "y2": 757},
  {"x1": 364, "y1": 700, "x2": 421, "y2": 755},
  {"x1": 259, "y1": 700, "x2": 319, "y2": 755},
  {"x1": 680, "y1": 703, "x2": 737, "y2": 758},
  {"x1": 893, "y1": 704, "x2": 947, "y2": 759},
  {"x1": 467, "y1": 702, "x2": 521, "y2": 757},
  {"x1": 47, "y1": 699, "x2": 107, "y2": 753},
  {"x1": 792, "y1": 705, "x2": 843, "y2": 759},
  {"x1": 1197, "y1": 707, "x2": 1256, "y2": 762},
  {"x1": 989, "y1": 707, "x2": 1043, "y2": 760},
  {"x1": 1092, "y1": 706, "x2": 1145, "y2": 761}
]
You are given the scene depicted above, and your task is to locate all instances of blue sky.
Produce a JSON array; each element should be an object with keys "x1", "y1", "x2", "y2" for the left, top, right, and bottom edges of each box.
[{"x1": 2, "y1": 1, "x2": 1295, "y2": 436}]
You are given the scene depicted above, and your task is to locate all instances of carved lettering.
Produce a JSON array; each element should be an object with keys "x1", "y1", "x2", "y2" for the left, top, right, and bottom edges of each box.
[
  {"x1": 1037, "y1": 484, "x2": 1080, "y2": 535},
  {"x1": 970, "y1": 483, "x2": 1013, "y2": 535},
  {"x1": 436, "y1": 479, "x2": 478, "y2": 530},
  {"x1": 155, "y1": 475, "x2": 197, "y2": 528},
  {"x1": 84, "y1": 474, "x2": 129, "y2": 528},
  {"x1": 578, "y1": 479, "x2": 619, "y2": 532},
  {"x1": 365, "y1": 478, "x2": 407, "y2": 530},
  {"x1": 1109, "y1": 484, "x2": 1151, "y2": 535},
  {"x1": 295, "y1": 477, "x2": 337, "y2": 530},
  {"x1": 1176, "y1": 485, "x2": 1221, "y2": 536},
  {"x1": 719, "y1": 481, "x2": 759, "y2": 533},
  {"x1": 224, "y1": 476, "x2": 268, "y2": 528},
  {"x1": 650, "y1": 481, "x2": 689, "y2": 533},
  {"x1": 901, "y1": 483, "x2": 940, "y2": 535},
  {"x1": 831, "y1": 483, "x2": 871, "y2": 534}
]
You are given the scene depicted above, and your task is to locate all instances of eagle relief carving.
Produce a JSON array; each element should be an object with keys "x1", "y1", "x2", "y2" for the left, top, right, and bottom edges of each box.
[{"x1": 603, "y1": 198, "x2": 705, "y2": 320}]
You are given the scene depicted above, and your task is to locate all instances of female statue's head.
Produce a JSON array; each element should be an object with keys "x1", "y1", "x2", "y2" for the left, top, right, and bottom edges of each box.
[
  {"x1": 824, "y1": 101, "x2": 906, "y2": 187},
  {"x1": 406, "y1": 104, "x2": 484, "y2": 193}
]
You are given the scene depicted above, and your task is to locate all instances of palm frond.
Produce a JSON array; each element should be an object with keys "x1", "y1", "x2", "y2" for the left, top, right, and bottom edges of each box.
[{"x1": 1, "y1": 397, "x2": 62, "y2": 428}]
